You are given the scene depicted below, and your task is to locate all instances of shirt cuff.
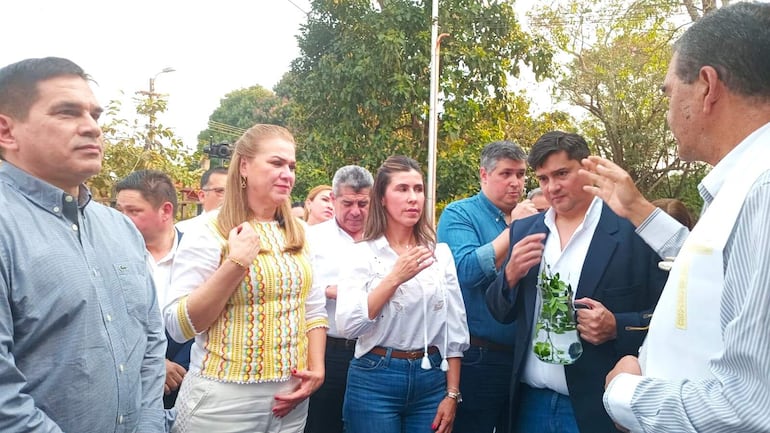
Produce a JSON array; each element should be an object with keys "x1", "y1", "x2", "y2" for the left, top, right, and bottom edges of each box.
[
  {"x1": 177, "y1": 297, "x2": 198, "y2": 340},
  {"x1": 603, "y1": 373, "x2": 645, "y2": 433},
  {"x1": 636, "y1": 208, "x2": 681, "y2": 256},
  {"x1": 476, "y1": 243, "x2": 498, "y2": 278}
]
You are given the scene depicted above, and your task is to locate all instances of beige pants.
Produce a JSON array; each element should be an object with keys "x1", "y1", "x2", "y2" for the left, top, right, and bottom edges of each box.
[{"x1": 171, "y1": 374, "x2": 308, "y2": 433}]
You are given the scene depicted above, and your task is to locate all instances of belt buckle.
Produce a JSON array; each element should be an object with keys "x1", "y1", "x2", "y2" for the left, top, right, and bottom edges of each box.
[{"x1": 405, "y1": 349, "x2": 422, "y2": 359}]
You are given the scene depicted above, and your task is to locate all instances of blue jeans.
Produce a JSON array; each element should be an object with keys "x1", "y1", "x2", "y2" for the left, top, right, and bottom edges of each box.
[
  {"x1": 343, "y1": 349, "x2": 445, "y2": 433},
  {"x1": 514, "y1": 384, "x2": 579, "y2": 433},
  {"x1": 453, "y1": 346, "x2": 514, "y2": 433}
]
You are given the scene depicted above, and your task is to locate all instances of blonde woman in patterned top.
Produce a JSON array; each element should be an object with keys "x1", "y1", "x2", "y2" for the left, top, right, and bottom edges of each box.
[{"x1": 164, "y1": 124, "x2": 328, "y2": 433}]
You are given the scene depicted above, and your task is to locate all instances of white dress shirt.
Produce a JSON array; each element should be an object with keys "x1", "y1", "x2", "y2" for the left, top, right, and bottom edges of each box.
[
  {"x1": 175, "y1": 210, "x2": 212, "y2": 234},
  {"x1": 521, "y1": 197, "x2": 603, "y2": 395},
  {"x1": 307, "y1": 218, "x2": 356, "y2": 337},
  {"x1": 336, "y1": 237, "x2": 470, "y2": 359},
  {"x1": 147, "y1": 227, "x2": 181, "y2": 319}
]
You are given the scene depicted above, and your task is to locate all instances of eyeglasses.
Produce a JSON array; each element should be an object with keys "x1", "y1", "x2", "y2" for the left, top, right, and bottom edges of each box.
[{"x1": 202, "y1": 187, "x2": 226, "y2": 195}]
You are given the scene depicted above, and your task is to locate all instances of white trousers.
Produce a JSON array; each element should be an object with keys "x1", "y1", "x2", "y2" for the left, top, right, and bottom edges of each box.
[{"x1": 171, "y1": 374, "x2": 308, "y2": 433}]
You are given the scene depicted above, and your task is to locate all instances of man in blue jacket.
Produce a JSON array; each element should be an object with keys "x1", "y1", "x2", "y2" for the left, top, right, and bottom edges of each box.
[{"x1": 485, "y1": 131, "x2": 667, "y2": 433}]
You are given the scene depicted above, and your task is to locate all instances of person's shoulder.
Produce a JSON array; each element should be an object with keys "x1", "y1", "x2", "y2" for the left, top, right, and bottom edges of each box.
[
  {"x1": 597, "y1": 202, "x2": 637, "y2": 233},
  {"x1": 753, "y1": 169, "x2": 770, "y2": 189},
  {"x1": 307, "y1": 218, "x2": 333, "y2": 235},
  {"x1": 509, "y1": 212, "x2": 544, "y2": 237},
  {"x1": 87, "y1": 200, "x2": 129, "y2": 223},
  {"x1": 514, "y1": 211, "x2": 544, "y2": 227},
  {"x1": 88, "y1": 201, "x2": 141, "y2": 230},
  {"x1": 438, "y1": 195, "x2": 482, "y2": 231},
  {"x1": 176, "y1": 214, "x2": 202, "y2": 233},
  {"x1": 442, "y1": 194, "x2": 479, "y2": 213}
]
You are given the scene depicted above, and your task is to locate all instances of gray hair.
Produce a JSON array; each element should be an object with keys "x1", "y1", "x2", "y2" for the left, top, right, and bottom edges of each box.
[
  {"x1": 480, "y1": 141, "x2": 527, "y2": 173},
  {"x1": 332, "y1": 165, "x2": 374, "y2": 195},
  {"x1": 674, "y1": 2, "x2": 770, "y2": 101},
  {"x1": 527, "y1": 188, "x2": 544, "y2": 200}
]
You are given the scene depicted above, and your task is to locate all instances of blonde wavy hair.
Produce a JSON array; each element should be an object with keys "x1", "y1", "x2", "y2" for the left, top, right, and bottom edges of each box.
[{"x1": 216, "y1": 124, "x2": 304, "y2": 253}]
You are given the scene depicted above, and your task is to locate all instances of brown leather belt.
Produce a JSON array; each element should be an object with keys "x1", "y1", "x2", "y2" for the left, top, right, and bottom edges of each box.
[
  {"x1": 369, "y1": 346, "x2": 439, "y2": 360},
  {"x1": 470, "y1": 336, "x2": 514, "y2": 353}
]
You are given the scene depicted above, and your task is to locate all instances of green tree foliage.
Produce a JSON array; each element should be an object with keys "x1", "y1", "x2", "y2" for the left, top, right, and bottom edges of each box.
[
  {"x1": 89, "y1": 92, "x2": 201, "y2": 218},
  {"x1": 283, "y1": 0, "x2": 559, "y2": 207},
  {"x1": 196, "y1": 85, "x2": 290, "y2": 149},
  {"x1": 532, "y1": 0, "x2": 707, "y2": 210}
]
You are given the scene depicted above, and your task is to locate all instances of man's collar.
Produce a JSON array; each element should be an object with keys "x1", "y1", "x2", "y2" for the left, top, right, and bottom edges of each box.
[
  {"x1": 700, "y1": 121, "x2": 770, "y2": 205},
  {"x1": 477, "y1": 191, "x2": 508, "y2": 221},
  {"x1": 0, "y1": 161, "x2": 92, "y2": 214}
]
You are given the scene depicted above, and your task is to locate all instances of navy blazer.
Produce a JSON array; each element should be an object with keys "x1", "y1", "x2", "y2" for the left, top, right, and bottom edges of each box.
[{"x1": 485, "y1": 204, "x2": 667, "y2": 433}]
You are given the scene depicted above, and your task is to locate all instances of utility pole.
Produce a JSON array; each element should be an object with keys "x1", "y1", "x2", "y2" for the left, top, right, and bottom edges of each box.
[
  {"x1": 142, "y1": 67, "x2": 175, "y2": 150},
  {"x1": 427, "y1": 0, "x2": 448, "y2": 226}
]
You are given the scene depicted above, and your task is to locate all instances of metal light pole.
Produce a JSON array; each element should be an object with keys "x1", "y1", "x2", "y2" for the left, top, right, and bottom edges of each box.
[
  {"x1": 145, "y1": 67, "x2": 175, "y2": 150},
  {"x1": 427, "y1": 0, "x2": 448, "y2": 226}
]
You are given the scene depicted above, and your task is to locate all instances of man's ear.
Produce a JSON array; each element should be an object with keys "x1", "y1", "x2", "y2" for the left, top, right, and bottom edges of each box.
[
  {"x1": 161, "y1": 201, "x2": 175, "y2": 222},
  {"x1": 479, "y1": 166, "x2": 488, "y2": 185},
  {"x1": 700, "y1": 65, "x2": 723, "y2": 115},
  {"x1": 0, "y1": 114, "x2": 19, "y2": 153}
]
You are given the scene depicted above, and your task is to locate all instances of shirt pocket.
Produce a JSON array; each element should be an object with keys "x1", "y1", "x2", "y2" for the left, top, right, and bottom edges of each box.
[{"x1": 113, "y1": 260, "x2": 153, "y2": 320}]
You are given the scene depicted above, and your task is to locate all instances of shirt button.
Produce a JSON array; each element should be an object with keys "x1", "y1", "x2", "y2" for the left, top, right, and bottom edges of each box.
[
  {"x1": 65, "y1": 195, "x2": 74, "y2": 203},
  {"x1": 118, "y1": 415, "x2": 124, "y2": 424},
  {"x1": 72, "y1": 224, "x2": 78, "y2": 231},
  {"x1": 106, "y1": 314, "x2": 112, "y2": 322},
  {"x1": 119, "y1": 364, "x2": 125, "y2": 373},
  {"x1": 53, "y1": 206, "x2": 60, "y2": 213}
]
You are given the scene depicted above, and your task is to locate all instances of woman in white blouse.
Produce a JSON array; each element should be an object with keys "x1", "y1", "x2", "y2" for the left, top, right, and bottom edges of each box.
[
  {"x1": 336, "y1": 155, "x2": 469, "y2": 433},
  {"x1": 164, "y1": 124, "x2": 328, "y2": 433}
]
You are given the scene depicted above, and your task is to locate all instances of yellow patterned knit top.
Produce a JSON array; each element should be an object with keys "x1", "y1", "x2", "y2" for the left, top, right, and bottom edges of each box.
[{"x1": 166, "y1": 218, "x2": 328, "y2": 383}]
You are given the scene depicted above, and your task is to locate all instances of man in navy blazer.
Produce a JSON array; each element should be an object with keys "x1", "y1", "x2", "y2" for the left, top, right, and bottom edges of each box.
[{"x1": 485, "y1": 131, "x2": 667, "y2": 433}]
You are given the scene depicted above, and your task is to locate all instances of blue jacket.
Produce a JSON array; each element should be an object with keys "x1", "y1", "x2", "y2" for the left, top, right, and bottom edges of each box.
[{"x1": 486, "y1": 204, "x2": 667, "y2": 433}]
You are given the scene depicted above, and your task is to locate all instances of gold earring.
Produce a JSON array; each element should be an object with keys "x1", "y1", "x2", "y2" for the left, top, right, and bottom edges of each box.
[{"x1": 240, "y1": 176, "x2": 247, "y2": 189}]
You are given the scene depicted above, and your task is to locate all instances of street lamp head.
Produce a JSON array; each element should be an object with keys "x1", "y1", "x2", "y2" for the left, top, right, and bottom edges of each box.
[{"x1": 152, "y1": 67, "x2": 176, "y2": 81}]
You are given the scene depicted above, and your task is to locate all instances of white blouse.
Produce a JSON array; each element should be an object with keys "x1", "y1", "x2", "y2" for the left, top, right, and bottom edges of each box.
[{"x1": 336, "y1": 236, "x2": 470, "y2": 359}]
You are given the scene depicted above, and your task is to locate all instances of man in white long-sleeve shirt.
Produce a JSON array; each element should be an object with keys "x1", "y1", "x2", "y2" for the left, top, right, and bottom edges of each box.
[
  {"x1": 580, "y1": 3, "x2": 770, "y2": 431},
  {"x1": 305, "y1": 165, "x2": 373, "y2": 433}
]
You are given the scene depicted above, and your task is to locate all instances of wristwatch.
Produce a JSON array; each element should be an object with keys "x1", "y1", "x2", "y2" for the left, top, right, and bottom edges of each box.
[{"x1": 445, "y1": 390, "x2": 463, "y2": 404}]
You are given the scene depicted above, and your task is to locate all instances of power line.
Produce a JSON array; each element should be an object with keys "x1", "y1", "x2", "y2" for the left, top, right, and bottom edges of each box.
[
  {"x1": 207, "y1": 120, "x2": 247, "y2": 138},
  {"x1": 285, "y1": 0, "x2": 308, "y2": 15}
]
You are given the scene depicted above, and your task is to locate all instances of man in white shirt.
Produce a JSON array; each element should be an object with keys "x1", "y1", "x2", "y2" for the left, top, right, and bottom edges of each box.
[
  {"x1": 176, "y1": 166, "x2": 227, "y2": 233},
  {"x1": 115, "y1": 170, "x2": 189, "y2": 412},
  {"x1": 305, "y1": 165, "x2": 373, "y2": 433},
  {"x1": 580, "y1": 4, "x2": 770, "y2": 432},
  {"x1": 485, "y1": 131, "x2": 667, "y2": 433}
]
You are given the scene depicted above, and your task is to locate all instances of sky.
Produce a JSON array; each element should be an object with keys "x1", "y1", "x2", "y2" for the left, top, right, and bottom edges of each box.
[
  {"x1": 1, "y1": 0, "x2": 541, "y2": 150},
  {"x1": 1, "y1": 0, "x2": 313, "y2": 148}
]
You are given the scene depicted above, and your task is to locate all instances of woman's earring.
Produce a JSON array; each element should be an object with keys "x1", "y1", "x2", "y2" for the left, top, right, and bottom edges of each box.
[{"x1": 240, "y1": 176, "x2": 247, "y2": 189}]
